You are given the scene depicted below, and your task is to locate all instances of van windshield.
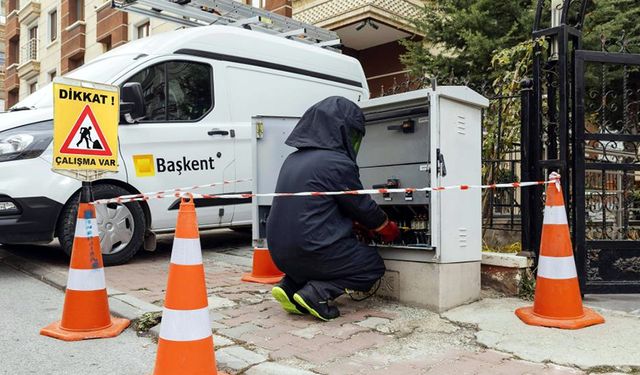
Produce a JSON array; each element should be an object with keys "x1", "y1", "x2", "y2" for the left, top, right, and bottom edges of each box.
[{"x1": 12, "y1": 54, "x2": 145, "y2": 110}]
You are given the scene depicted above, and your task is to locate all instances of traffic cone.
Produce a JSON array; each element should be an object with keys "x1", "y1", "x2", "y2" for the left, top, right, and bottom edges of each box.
[
  {"x1": 515, "y1": 173, "x2": 605, "y2": 329},
  {"x1": 40, "y1": 203, "x2": 129, "y2": 341},
  {"x1": 241, "y1": 247, "x2": 284, "y2": 284},
  {"x1": 153, "y1": 199, "x2": 225, "y2": 375}
]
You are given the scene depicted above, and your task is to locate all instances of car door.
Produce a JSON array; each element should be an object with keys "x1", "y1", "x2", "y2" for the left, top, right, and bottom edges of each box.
[{"x1": 118, "y1": 59, "x2": 235, "y2": 231}]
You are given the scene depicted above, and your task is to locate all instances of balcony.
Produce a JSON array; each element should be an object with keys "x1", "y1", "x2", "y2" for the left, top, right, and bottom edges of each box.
[
  {"x1": 294, "y1": 0, "x2": 421, "y2": 28},
  {"x1": 293, "y1": 0, "x2": 422, "y2": 50},
  {"x1": 17, "y1": 0, "x2": 41, "y2": 25},
  {"x1": 61, "y1": 21, "x2": 86, "y2": 74},
  {"x1": 96, "y1": 4, "x2": 128, "y2": 49},
  {"x1": 17, "y1": 38, "x2": 40, "y2": 80},
  {"x1": 0, "y1": 67, "x2": 5, "y2": 95},
  {"x1": 5, "y1": 12, "x2": 20, "y2": 41},
  {"x1": 5, "y1": 64, "x2": 20, "y2": 92}
]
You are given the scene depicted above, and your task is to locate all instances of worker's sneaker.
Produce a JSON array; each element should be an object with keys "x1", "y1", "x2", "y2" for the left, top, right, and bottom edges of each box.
[
  {"x1": 293, "y1": 286, "x2": 340, "y2": 321},
  {"x1": 272, "y1": 285, "x2": 308, "y2": 315}
]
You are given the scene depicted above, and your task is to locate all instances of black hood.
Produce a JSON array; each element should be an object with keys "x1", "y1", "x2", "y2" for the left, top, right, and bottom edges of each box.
[{"x1": 286, "y1": 96, "x2": 365, "y2": 161}]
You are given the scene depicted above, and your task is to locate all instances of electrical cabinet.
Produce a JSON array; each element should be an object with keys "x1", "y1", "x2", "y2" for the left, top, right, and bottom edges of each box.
[{"x1": 252, "y1": 87, "x2": 489, "y2": 311}]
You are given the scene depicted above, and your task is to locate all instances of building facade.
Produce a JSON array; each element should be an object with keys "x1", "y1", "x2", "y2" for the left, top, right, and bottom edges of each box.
[
  {"x1": 264, "y1": 0, "x2": 424, "y2": 97},
  {"x1": 291, "y1": 0, "x2": 423, "y2": 97},
  {"x1": 0, "y1": 1, "x2": 6, "y2": 110},
  {"x1": 2, "y1": 0, "x2": 177, "y2": 110},
  {"x1": 1, "y1": 0, "x2": 422, "y2": 110}
]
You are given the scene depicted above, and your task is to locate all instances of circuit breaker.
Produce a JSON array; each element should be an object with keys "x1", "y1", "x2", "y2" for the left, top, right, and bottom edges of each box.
[{"x1": 252, "y1": 87, "x2": 489, "y2": 311}]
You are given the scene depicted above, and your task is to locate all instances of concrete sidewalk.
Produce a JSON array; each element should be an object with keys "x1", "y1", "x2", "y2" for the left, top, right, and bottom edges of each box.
[
  {"x1": 444, "y1": 298, "x2": 640, "y2": 371},
  {"x1": 0, "y1": 264, "x2": 156, "y2": 375},
  {"x1": 2, "y1": 232, "x2": 639, "y2": 374}
]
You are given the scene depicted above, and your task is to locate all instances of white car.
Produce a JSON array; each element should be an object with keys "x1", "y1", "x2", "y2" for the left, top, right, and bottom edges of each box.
[{"x1": 0, "y1": 25, "x2": 369, "y2": 265}]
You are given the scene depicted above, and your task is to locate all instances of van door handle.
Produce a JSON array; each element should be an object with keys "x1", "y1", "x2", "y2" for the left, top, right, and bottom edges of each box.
[{"x1": 208, "y1": 129, "x2": 229, "y2": 136}]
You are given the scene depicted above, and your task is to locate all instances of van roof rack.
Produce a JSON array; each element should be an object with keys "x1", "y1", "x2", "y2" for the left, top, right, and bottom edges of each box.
[{"x1": 111, "y1": 0, "x2": 341, "y2": 50}]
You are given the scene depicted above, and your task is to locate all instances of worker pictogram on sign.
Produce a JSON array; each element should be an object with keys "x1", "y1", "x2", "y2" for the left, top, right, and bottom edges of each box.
[{"x1": 59, "y1": 105, "x2": 113, "y2": 156}]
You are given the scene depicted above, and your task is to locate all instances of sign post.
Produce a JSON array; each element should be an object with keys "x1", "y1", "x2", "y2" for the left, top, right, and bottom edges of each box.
[
  {"x1": 41, "y1": 78, "x2": 130, "y2": 342},
  {"x1": 52, "y1": 77, "x2": 119, "y2": 202}
]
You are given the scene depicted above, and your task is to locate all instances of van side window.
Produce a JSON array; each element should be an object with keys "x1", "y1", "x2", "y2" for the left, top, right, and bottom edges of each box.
[
  {"x1": 127, "y1": 64, "x2": 167, "y2": 121},
  {"x1": 125, "y1": 61, "x2": 213, "y2": 122},
  {"x1": 167, "y1": 62, "x2": 213, "y2": 121}
]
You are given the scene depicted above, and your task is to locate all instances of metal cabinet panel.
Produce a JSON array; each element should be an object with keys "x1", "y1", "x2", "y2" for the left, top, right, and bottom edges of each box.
[
  {"x1": 252, "y1": 87, "x2": 488, "y2": 264},
  {"x1": 357, "y1": 113, "x2": 430, "y2": 168}
]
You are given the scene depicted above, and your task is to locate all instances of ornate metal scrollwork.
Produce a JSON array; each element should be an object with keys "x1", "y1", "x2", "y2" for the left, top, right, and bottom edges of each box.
[
  {"x1": 586, "y1": 249, "x2": 603, "y2": 281},
  {"x1": 613, "y1": 257, "x2": 640, "y2": 274}
]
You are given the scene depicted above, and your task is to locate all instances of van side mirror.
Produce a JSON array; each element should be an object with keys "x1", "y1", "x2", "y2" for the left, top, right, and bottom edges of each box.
[{"x1": 120, "y1": 82, "x2": 145, "y2": 124}]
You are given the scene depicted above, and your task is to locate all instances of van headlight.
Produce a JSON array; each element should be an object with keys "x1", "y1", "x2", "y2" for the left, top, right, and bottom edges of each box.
[{"x1": 0, "y1": 121, "x2": 53, "y2": 162}]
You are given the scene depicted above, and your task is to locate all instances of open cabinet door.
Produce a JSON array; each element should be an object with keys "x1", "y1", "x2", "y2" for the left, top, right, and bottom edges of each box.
[
  {"x1": 251, "y1": 116, "x2": 299, "y2": 246},
  {"x1": 433, "y1": 90, "x2": 484, "y2": 263}
]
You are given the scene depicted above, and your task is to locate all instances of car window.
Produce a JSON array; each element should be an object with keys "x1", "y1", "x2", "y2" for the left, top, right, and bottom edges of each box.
[{"x1": 124, "y1": 61, "x2": 213, "y2": 122}]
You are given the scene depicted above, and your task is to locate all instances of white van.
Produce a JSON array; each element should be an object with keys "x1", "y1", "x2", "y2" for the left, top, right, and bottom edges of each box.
[{"x1": 0, "y1": 25, "x2": 369, "y2": 265}]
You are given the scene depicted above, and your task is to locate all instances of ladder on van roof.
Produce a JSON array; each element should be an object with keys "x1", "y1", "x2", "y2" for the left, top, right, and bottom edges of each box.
[{"x1": 111, "y1": 0, "x2": 341, "y2": 50}]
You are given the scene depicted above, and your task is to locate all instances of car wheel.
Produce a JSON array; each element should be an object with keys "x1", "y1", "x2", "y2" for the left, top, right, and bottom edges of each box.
[{"x1": 58, "y1": 184, "x2": 146, "y2": 266}]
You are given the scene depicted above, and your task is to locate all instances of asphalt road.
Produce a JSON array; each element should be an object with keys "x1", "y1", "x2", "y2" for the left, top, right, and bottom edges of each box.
[{"x1": 0, "y1": 264, "x2": 157, "y2": 375}]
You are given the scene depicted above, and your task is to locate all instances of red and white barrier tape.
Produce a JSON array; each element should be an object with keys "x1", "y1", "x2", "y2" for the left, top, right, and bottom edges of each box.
[
  {"x1": 93, "y1": 178, "x2": 251, "y2": 205},
  {"x1": 94, "y1": 179, "x2": 555, "y2": 205}
]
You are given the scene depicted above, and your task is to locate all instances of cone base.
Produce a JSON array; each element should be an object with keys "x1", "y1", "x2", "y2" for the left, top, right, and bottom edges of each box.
[
  {"x1": 515, "y1": 306, "x2": 604, "y2": 330},
  {"x1": 241, "y1": 272, "x2": 283, "y2": 284},
  {"x1": 154, "y1": 337, "x2": 223, "y2": 375},
  {"x1": 40, "y1": 317, "x2": 130, "y2": 341}
]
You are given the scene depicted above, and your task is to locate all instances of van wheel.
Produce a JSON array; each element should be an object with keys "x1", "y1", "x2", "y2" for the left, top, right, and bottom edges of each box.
[{"x1": 58, "y1": 184, "x2": 146, "y2": 266}]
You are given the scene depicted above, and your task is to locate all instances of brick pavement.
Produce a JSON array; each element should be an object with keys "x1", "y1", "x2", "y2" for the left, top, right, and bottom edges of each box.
[{"x1": 2, "y1": 231, "x2": 589, "y2": 375}]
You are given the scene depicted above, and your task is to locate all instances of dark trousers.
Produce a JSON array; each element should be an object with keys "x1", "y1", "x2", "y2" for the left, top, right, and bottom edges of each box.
[{"x1": 272, "y1": 243, "x2": 386, "y2": 301}]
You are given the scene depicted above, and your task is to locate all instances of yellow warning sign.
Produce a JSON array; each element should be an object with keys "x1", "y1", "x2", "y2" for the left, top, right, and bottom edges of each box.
[{"x1": 53, "y1": 78, "x2": 119, "y2": 177}]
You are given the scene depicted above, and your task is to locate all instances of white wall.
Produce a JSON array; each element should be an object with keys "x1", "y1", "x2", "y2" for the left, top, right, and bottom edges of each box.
[
  {"x1": 39, "y1": 0, "x2": 60, "y2": 86},
  {"x1": 127, "y1": 13, "x2": 178, "y2": 44}
]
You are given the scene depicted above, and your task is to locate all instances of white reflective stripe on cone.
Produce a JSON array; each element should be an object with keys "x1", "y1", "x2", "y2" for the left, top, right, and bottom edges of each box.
[
  {"x1": 159, "y1": 307, "x2": 211, "y2": 342},
  {"x1": 74, "y1": 218, "x2": 99, "y2": 238},
  {"x1": 537, "y1": 255, "x2": 578, "y2": 279},
  {"x1": 66, "y1": 268, "x2": 107, "y2": 291},
  {"x1": 543, "y1": 206, "x2": 568, "y2": 225},
  {"x1": 170, "y1": 238, "x2": 203, "y2": 266}
]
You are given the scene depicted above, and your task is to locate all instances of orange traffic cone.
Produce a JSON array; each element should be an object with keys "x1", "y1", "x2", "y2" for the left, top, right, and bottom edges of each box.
[
  {"x1": 516, "y1": 173, "x2": 605, "y2": 329},
  {"x1": 153, "y1": 198, "x2": 225, "y2": 375},
  {"x1": 241, "y1": 248, "x2": 284, "y2": 284},
  {"x1": 41, "y1": 203, "x2": 130, "y2": 341}
]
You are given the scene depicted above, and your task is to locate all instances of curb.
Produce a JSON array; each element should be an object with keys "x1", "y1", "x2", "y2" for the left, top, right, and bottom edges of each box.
[{"x1": 0, "y1": 248, "x2": 162, "y2": 325}]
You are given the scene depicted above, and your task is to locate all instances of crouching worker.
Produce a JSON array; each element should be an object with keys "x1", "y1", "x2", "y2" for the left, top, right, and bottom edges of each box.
[{"x1": 266, "y1": 96, "x2": 400, "y2": 321}]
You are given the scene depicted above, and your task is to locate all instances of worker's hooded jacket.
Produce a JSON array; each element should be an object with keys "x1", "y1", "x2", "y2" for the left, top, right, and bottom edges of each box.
[{"x1": 266, "y1": 96, "x2": 387, "y2": 261}]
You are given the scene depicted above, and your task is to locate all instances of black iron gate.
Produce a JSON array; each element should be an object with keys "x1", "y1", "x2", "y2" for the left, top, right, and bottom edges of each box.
[
  {"x1": 575, "y1": 50, "x2": 640, "y2": 293},
  {"x1": 521, "y1": 0, "x2": 586, "y2": 261},
  {"x1": 522, "y1": 0, "x2": 640, "y2": 293}
]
